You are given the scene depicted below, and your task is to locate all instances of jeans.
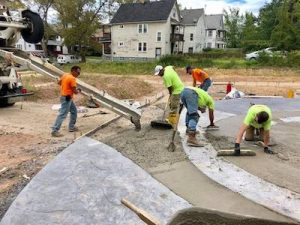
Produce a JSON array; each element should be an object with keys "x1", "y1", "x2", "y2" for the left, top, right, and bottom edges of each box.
[
  {"x1": 52, "y1": 96, "x2": 77, "y2": 132},
  {"x1": 199, "y1": 78, "x2": 212, "y2": 91},
  {"x1": 180, "y1": 88, "x2": 199, "y2": 131}
]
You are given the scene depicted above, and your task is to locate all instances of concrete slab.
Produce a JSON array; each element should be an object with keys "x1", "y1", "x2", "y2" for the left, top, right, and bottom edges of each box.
[
  {"x1": 149, "y1": 161, "x2": 294, "y2": 222},
  {"x1": 0, "y1": 137, "x2": 190, "y2": 225},
  {"x1": 179, "y1": 107, "x2": 300, "y2": 222},
  {"x1": 215, "y1": 98, "x2": 300, "y2": 114}
]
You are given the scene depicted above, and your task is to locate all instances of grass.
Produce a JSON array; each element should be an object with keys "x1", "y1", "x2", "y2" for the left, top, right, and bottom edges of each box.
[
  {"x1": 57, "y1": 53, "x2": 300, "y2": 76},
  {"x1": 62, "y1": 60, "x2": 156, "y2": 75}
]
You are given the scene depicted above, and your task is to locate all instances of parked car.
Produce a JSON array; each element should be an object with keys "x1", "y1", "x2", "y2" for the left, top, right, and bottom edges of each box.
[
  {"x1": 245, "y1": 47, "x2": 274, "y2": 60},
  {"x1": 57, "y1": 54, "x2": 82, "y2": 64}
]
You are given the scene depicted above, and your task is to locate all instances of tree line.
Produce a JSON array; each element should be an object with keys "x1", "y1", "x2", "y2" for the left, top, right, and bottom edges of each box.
[{"x1": 224, "y1": 0, "x2": 300, "y2": 51}]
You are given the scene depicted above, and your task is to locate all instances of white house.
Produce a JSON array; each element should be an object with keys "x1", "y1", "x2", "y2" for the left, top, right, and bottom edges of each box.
[
  {"x1": 101, "y1": 0, "x2": 184, "y2": 60},
  {"x1": 180, "y1": 8, "x2": 206, "y2": 53},
  {"x1": 15, "y1": 36, "x2": 68, "y2": 56},
  {"x1": 205, "y1": 14, "x2": 226, "y2": 49}
]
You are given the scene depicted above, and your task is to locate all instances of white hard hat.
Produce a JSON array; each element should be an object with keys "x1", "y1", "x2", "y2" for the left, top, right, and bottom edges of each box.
[{"x1": 154, "y1": 65, "x2": 163, "y2": 76}]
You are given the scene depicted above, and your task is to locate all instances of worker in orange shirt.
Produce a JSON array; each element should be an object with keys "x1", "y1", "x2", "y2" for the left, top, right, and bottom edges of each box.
[
  {"x1": 51, "y1": 66, "x2": 81, "y2": 137},
  {"x1": 186, "y1": 65, "x2": 212, "y2": 91}
]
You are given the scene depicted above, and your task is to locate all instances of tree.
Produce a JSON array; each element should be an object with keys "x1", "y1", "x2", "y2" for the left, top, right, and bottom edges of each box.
[
  {"x1": 258, "y1": 0, "x2": 283, "y2": 40},
  {"x1": 34, "y1": 0, "x2": 55, "y2": 56},
  {"x1": 224, "y1": 7, "x2": 244, "y2": 48},
  {"x1": 269, "y1": 0, "x2": 300, "y2": 50},
  {"x1": 53, "y1": 0, "x2": 107, "y2": 61}
]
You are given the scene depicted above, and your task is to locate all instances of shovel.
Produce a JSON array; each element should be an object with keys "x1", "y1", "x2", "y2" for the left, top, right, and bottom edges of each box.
[
  {"x1": 150, "y1": 97, "x2": 172, "y2": 129},
  {"x1": 167, "y1": 104, "x2": 183, "y2": 152}
]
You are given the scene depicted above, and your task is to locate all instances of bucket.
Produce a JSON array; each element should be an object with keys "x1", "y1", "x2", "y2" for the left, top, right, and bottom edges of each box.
[{"x1": 287, "y1": 89, "x2": 295, "y2": 98}]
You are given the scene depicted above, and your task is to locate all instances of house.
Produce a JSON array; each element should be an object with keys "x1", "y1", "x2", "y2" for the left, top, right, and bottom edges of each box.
[
  {"x1": 205, "y1": 14, "x2": 226, "y2": 49},
  {"x1": 100, "y1": 0, "x2": 184, "y2": 60},
  {"x1": 180, "y1": 8, "x2": 206, "y2": 53},
  {"x1": 15, "y1": 35, "x2": 68, "y2": 56}
]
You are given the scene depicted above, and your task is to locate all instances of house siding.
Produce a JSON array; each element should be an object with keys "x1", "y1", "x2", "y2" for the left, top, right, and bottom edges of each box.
[{"x1": 111, "y1": 22, "x2": 170, "y2": 60}]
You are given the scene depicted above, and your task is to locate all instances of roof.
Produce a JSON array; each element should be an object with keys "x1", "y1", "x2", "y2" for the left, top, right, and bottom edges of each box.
[
  {"x1": 180, "y1": 8, "x2": 204, "y2": 25},
  {"x1": 205, "y1": 14, "x2": 224, "y2": 30},
  {"x1": 110, "y1": 0, "x2": 177, "y2": 24}
]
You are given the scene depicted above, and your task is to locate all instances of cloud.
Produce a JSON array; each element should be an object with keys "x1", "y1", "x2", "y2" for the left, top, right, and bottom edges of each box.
[{"x1": 178, "y1": 0, "x2": 271, "y2": 15}]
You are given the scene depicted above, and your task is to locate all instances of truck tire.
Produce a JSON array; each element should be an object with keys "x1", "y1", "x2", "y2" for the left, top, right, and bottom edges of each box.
[
  {"x1": 21, "y1": 10, "x2": 44, "y2": 44},
  {"x1": 0, "y1": 99, "x2": 15, "y2": 107}
]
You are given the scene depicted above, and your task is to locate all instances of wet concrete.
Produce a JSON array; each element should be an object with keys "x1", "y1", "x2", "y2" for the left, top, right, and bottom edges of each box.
[
  {"x1": 1, "y1": 137, "x2": 190, "y2": 225},
  {"x1": 167, "y1": 207, "x2": 298, "y2": 225}
]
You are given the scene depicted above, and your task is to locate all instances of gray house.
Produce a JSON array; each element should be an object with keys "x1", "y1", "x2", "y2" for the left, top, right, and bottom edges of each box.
[
  {"x1": 205, "y1": 14, "x2": 226, "y2": 49},
  {"x1": 100, "y1": 0, "x2": 184, "y2": 60},
  {"x1": 180, "y1": 8, "x2": 206, "y2": 53}
]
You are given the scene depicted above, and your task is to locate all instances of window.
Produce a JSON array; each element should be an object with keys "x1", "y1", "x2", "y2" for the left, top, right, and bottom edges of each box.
[
  {"x1": 119, "y1": 25, "x2": 124, "y2": 28},
  {"x1": 157, "y1": 32, "x2": 162, "y2": 42},
  {"x1": 138, "y1": 42, "x2": 147, "y2": 52},
  {"x1": 138, "y1": 24, "x2": 143, "y2": 33},
  {"x1": 208, "y1": 30, "x2": 213, "y2": 37},
  {"x1": 190, "y1": 33, "x2": 193, "y2": 41},
  {"x1": 188, "y1": 47, "x2": 193, "y2": 53},
  {"x1": 138, "y1": 24, "x2": 148, "y2": 33},
  {"x1": 118, "y1": 42, "x2": 124, "y2": 47},
  {"x1": 207, "y1": 43, "x2": 212, "y2": 48}
]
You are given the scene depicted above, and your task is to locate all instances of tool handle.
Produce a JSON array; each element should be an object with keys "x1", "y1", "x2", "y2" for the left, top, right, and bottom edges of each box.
[
  {"x1": 121, "y1": 198, "x2": 162, "y2": 225},
  {"x1": 161, "y1": 95, "x2": 171, "y2": 120}
]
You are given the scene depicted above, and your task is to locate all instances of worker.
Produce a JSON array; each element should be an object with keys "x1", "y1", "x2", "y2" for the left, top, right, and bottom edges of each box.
[
  {"x1": 186, "y1": 65, "x2": 212, "y2": 91},
  {"x1": 234, "y1": 104, "x2": 274, "y2": 155},
  {"x1": 180, "y1": 86, "x2": 218, "y2": 147},
  {"x1": 51, "y1": 66, "x2": 81, "y2": 137},
  {"x1": 154, "y1": 65, "x2": 184, "y2": 125}
]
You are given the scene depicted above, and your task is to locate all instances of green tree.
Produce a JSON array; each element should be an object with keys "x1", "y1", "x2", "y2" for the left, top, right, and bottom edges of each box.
[
  {"x1": 240, "y1": 12, "x2": 258, "y2": 49},
  {"x1": 34, "y1": 0, "x2": 55, "y2": 56},
  {"x1": 258, "y1": 0, "x2": 283, "y2": 40},
  {"x1": 53, "y1": 0, "x2": 106, "y2": 61},
  {"x1": 271, "y1": 0, "x2": 300, "y2": 49},
  {"x1": 224, "y1": 7, "x2": 244, "y2": 48}
]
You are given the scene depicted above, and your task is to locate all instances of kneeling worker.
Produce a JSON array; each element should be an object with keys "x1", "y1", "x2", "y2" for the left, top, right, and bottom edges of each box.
[
  {"x1": 181, "y1": 87, "x2": 217, "y2": 147},
  {"x1": 235, "y1": 104, "x2": 274, "y2": 155}
]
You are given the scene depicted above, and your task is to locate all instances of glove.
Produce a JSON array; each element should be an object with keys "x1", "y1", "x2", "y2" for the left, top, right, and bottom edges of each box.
[
  {"x1": 234, "y1": 143, "x2": 240, "y2": 156},
  {"x1": 264, "y1": 146, "x2": 275, "y2": 154}
]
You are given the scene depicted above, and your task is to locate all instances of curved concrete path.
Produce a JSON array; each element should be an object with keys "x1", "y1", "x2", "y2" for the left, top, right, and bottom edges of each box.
[
  {"x1": 178, "y1": 98, "x2": 300, "y2": 222},
  {"x1": 0, "y1": 137, "x2": 190, "y2": 225}
]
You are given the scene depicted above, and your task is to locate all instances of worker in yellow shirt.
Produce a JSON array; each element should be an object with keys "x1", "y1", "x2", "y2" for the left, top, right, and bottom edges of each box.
[
  {"x1": 154, "y1": 65, "x2": 184, "y2": 125},
  {"x1": 235, "y1": 105, "x2": 274, "y2": 155},
  {"x1": 186, "y1": 65, "x2": 212, "y2": 91}
]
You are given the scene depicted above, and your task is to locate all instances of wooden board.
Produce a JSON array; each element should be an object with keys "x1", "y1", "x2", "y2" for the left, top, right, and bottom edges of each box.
[{"x1": 217, "y1": 149, "x2": 256, "y2": 156}]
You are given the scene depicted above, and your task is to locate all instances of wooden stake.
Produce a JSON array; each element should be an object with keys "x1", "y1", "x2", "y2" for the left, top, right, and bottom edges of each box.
[{"x1": 121, "y1": 198, "x2": 162, "y2": 225}]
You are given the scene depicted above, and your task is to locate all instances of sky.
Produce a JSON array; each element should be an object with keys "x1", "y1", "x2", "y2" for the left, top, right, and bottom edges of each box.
[{"x1": 177, "y1": 0, "x2": 271, "y2": 15}]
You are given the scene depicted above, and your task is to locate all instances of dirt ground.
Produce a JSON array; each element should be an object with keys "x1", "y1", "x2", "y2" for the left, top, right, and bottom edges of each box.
[{"x1": 0, "y1": 67, "x2": 299, "y2": 219}]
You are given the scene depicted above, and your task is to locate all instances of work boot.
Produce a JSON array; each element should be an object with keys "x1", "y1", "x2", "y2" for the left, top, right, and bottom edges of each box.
[
  {"x1": 69, "y1": 126, "x2": 79, "y2": 132},
  {"x1": 51, "y1": 131, "x2": 63, "y2": 137},
  {"x1": 187, "y1": 131, "x2": 204, "y2": 147}
]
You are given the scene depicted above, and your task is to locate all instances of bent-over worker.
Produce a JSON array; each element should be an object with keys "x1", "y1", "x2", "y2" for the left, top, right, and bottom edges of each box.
[
  {"x1": 181, "y1": 87, "x2": 218, "y2": 147},
  {"x1": 51, "y1": 66, "x2": 81, "y2": 137},
  {"x1": 235, "y1": 104, "x2": 274, "y2": 155},
  {"x1": 186, "y1": 65, "x2": 212, "y2": 91}
]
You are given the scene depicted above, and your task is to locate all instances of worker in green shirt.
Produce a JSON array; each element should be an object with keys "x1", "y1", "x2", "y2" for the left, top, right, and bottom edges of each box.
[
  {"x1": 235, "y1": 104, "x2": 274, "y2": 155},
  {"x1": 154, "y1": 65, "x2": 184, "y2": 125},
  {"x1": 180, "y1": 87, "x2": 218, "y2": 147}
]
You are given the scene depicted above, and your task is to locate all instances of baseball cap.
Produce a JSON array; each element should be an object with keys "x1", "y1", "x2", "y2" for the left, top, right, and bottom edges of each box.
[{"x1": 154, "y1": 65, "x2": 163, "y2": 76}]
